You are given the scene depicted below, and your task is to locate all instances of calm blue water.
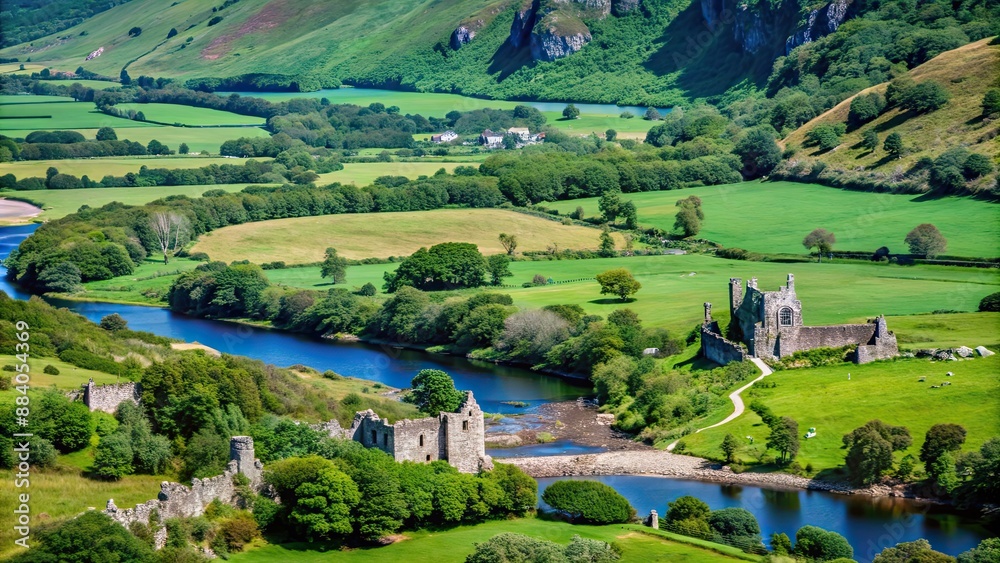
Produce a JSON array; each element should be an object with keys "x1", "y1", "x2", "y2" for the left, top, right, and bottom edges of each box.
[
  {"x1": 487, "y1": 441, "x2": 607, "y2": 458},
  {"x1": 538, "y1": 476, "x2": 993, "y2": 561},
  {"x1": 217, "y1": 87, "x2": 669, "y2": 117},
  {"x1": 0, "y1": 224, "x2": 994, "y2": 556}
]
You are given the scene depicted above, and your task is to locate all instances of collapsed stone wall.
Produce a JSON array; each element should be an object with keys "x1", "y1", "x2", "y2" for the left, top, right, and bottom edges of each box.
[
  {"x1": 701, "y1": 321, "x2": 747, "y2": 365},
  {"x1": 104, "y1": 437, "x2": 263, "y2": 549},
  {"x1": 82, "y1": 378, "x2": 141, "y2": 413},
  {"x1": 777, "y1": 324, "x2": 876, "y2": 357}
]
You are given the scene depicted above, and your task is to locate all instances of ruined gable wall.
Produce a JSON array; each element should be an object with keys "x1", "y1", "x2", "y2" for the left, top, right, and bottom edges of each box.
[
  {"x1": 778, "y1": 324, "x2": 876, "y2": 356},
  {"x1": 391, "y1": 417, "x2": 444, "y2": 464},
  {"x1": 83, "y1": 379, "x2": 141, "y2": 413}
]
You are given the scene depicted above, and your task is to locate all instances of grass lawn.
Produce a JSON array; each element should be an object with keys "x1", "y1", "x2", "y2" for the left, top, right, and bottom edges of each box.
[
  {"x1": 0, "y1": 97, "x2": 146, "y2": 130},
  {"x1": 229, "y1": 518, "x2": 755, "y2": 563},
  {"x1": 544, "y1": 181, "x2": 1000, "y2": 258},
  {"x1": 15, "y1": 183, "x2": 266, "y2": 219},
  {"x1": 269, "y1": 254, "x2": 999, "y2": 337},
  {"x1": 0, "y1": 125, "x2": 271, "y2": 155},
  {"x1": 0, "y1": 156, "x2": 262, "y2": 180},
  {"x1": 315, "y1": 162, "x2": 464, "y2": 186},
  {"x1": 114, "y1": 102, "x2": 266, "y2": 126},
  {"x1": 191, "y1": 208, "x2": 626, "y2": 263},
  {"x1": 545, "y1": 113, "x2": 653, "y2": 139},
  {"x1": 0, "y1": 354, "x2": 121, "y2": 392},
  {"x1": 877, "y1": 312, "x2": 1000, "y2": 349},
  {"x1": 681, "y1": 355, "x2": 1000, "y2": 474},
  {"x1": 80, "y1": 256, "x2": 204, "y2": 305}
]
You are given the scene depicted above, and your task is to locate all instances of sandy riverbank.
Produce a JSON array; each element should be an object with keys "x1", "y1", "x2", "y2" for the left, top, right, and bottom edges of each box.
[{"x1": 0, "y1": 198, "x2": 42, "y2": 223}]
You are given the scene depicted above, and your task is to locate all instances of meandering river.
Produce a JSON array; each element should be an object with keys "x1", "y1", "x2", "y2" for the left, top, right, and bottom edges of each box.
[{"x1": 0, "y1": 224, "x2": 992, "y2": 558}]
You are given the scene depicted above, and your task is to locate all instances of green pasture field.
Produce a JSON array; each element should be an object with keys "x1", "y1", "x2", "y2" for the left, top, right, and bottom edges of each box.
[
  {"x1": 1, "y1": 125, "x2": 270, "y2": 155},
  {"x1": 114, "y1": 102, "x2": 266, "y2": 126},
  {"x1": 12, "y1": 183, "x2": 264, "y2": 219},
  {"x1": 0, "y1": 97, "x2": 144, "y2": 130},
  {"x1": 190, "y1": 208, "x2": 626, "y2": 263},
  {"x1": 266, "y1": 254, "x2": 1000, "y2": 337},
  {"x1": 315, "y1": 162, "x2": 464, "y2": 186},
  {"x1": 0, "y1": 63, "x2": 45, "y2": 74},
  {"x1": 230, "y1": 518, "x2": 755, "y2": 563},
  {"x1": 0, "y1": 156, "x2": 260, "y2": 180},
  {"x1": 682, "y1": 355, "x2": 1000, "y2": 474},
  {"x1": 78, "y1": 256, "x2": 205, "y2": 305},
  {"x1": 880, "y1": 312, "x2": 1000, "y2": 349},
  {"x1": 546, "y1": 113, "x2": 653, "y2": 139},
  {"x1": 544, "y1": 181, "x2": 1000, "y2": 258}
]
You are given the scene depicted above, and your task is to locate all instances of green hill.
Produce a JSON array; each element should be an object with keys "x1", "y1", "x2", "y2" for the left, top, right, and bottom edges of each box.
[
  {"x1": 780, "y1": 37, "x2": 1000, "y2": 195},
  {"x1": 3, "y1": 0, "x2": 995, "y2": 105}
]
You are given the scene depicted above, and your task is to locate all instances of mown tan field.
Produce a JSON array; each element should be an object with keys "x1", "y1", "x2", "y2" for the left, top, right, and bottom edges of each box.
[{"x1": 191, "y1": 208, "x2": 625, "y2": 263}]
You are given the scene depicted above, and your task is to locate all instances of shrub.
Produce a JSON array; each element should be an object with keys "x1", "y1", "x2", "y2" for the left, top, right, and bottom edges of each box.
[
  {"x1": 900, "y1": 81, "x2": 950, "y2": 113},
  {"x1": 220, "y1": 513, "x2": 259, "y2": 552},
  {"x1": 42, "y1": 364, "x2": 59, "y2": 375},
  {"x1": 208, "y1": 16, "x2": 223, "y2": 26},
  {"x1": 708, "y1": 507, "x2": 760, "y2": 539},
  {"x1": 979, "y1": 292, "x2": 1000, "y2": 312},
  {"x1": 541, "y1": 480, "x2": 634, "y2": 524},
  {"x1": 794, "y1": 525, "x2": 854, "y2": 561},
  {"x1": 848, "y1": 92, "x2": 886, "y2": 127}
]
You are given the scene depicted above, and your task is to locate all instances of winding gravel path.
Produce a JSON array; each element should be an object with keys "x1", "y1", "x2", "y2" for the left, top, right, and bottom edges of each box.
[{"x1": 666, "y1": 357, "x2": 773, "y2": 451}]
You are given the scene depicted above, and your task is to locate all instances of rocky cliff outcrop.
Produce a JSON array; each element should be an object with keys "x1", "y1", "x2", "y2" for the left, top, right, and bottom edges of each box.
[
  {"x1": 451, "y1": 3, "x2": 511, "y2": 50},
  {"x1": 531, "y1": 14, "x2": 593, "y2": 61},
  {"x1": 785, "y1": 0, "x2": 854, "y2": 53},
  {"x1": 451, "y1": 24, "x2": 479, "y2": 50},
  {"x1": 507, "y1": 0, "x2": 636, "y2": 61},
  {"x1": 699, "y1": 0, "x2": 856, "y2": 55}
]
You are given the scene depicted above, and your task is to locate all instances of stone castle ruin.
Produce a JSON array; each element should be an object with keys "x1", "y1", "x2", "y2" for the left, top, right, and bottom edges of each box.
[
  {"x1": 105, "y1": 436, "x2": 263, "y2": 548},
  {"x1": 702, "y1": 274, "x2": 899, "y2": 365},
  {"x1": 315, "y1": 391, "x2": 493, "y2": 474},
  {"x1": 82, "y1": 378, "x2": 141, "y2": 413}
]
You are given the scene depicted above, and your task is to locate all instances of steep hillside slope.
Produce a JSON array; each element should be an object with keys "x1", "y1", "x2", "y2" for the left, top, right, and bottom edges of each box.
[
  {"x1": 2, "y1": 0, "x2": 996, "y2": 106},
  {"x1": 780, "y1": 37, "x2": 999, "y2": 194}
]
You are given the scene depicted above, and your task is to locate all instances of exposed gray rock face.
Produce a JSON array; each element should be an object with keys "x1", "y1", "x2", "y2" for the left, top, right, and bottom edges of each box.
[
  {"x1": 531, "y1": 25, "x2": 592, "y2": 61},
  {"x1": 733, "y1": 1, "x2": 775, "y2": 54},
  {"x1": 612, "y1": 0, "x2": 641, "y2": 15},
  {"x1": 568, "y1": 0, "x2": 612, "y2": 16},
  {"x1": 451, "y1": 24, "x2": 478, "y2": 50},
  {"x1": 510, "y1": 2, "x2": 537, "y2": 48},
  {"x1": 975, "y1": 346, "x2": 995, "y2": 357},
  {"x1": 700, "y1": 0, "x2": 725, "y2": 31},
  {"x1": 785, "y1": 0, "x2": 853, "y2": 53}
]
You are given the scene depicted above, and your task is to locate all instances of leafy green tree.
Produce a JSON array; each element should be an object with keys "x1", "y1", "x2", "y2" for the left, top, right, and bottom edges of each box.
[
  {"x1": 708, "y1": 507, "x2": 760, "y2": 542},
  {"x1": 598, "y1": 190, "x2": 622, "y2": 223},
  {"x1": 541, "y1": 480, "x2": 634, "y2": 524},
  {"x1": 598, "y1": 226, "x2": 616, "y2": 258},
  {"x1": 665, "y1": 496, "x2": 710, "y2": 525},
  {"x1": 767, "y1": 416, "x2": 799, "y2": 463},
  {"x1": 884, "y1": 132, "x2": 904, "y2": 158},
  {"x1": 487, "y1": 254, "x2": 512, "y2": 286},
  {"x1": 721, "y1": 433, "x2": 740, "y2": 464},
  {"x1": 100, "y1": 313, "x2": 128, "y2": 332},
  {"x1": 674, "y1": 205, "x2": 701, "y2": 237},
  {"x1": 120, "y1": 68, "x2": 132, "y2": 85},
  {"x1": 562, "y1": 104, "x2": 580, "y2": 120},
  {"x1": 265, "y1": 456, "x2": 360, "y2": 540},
  {"x1": 733, "y1": 127, "x2": 781, "y2": 178},
  {"x1": 596, "y1": 268, "x2": 641, "y2": 302},
  {"x1": 320, "y1": 247, "x2": 348, "y2": 283},
  {"x1": 848, "y1": 92, "x2": 886, "y2": 127},
  {"x1": 982, "y1": 89, "x2": 1000, "y2": 117},
  {"x1": 34, "y1": 390, "x2": 91, "y2": 452},
  {"x1": 900, "y1": 81, "x2": 950, "y2": 113},
  {"x1": 904, "y1": 223, "x2": 947, "y2": 258},
  {"x1": 958, "y1": 538, "x2": 1000, "y2": 563},
  {"x1": 93, "y1": 432, "x2": 134, "y2": 479},
  {"x1": 498, "y1": 233, "x2": 518, "y2": 255},
  {"x1": 358, "y1": 282, "x2": 377, "y2": 296},
  {"x1": 806, "y1": 123, "x2": 845, "y2": 151},
  {"x1": 861, "y1": 129, "x2": 879, "y2": 152},
  {"x1": 803, "y1": 228, "x2": 836, "y2": 262},
  {"x1": 979, "y1": 292, "x2": 1000, "y2": 312},
  {"x1": 843, "y1": 420, "x2": 911, "y2": 485},
  {"x1": 771, "y1": 532, "x2": 792, "y2": 555},
  {"x1": 456, "y1": 303, "x2": 511, "y2": 348},
  {"x1": 484, "y1": 463, "x2": 538, "y2": 515},
  {"x1": 963, "y1": 153, "x2": 993, "y2": 178},
  {"x1": 644, "y1": 107, "x2": 661, "y2": 121},
  {"x1": 8, "y1": 511, "x2": 155, "y2": 563},
  {"x1": 920, "y1": 423, "x2": 966, "y2": 479},
  {"x1": 794, "y1": 525, "x2": 854, "y2": 561},
  {"x1": 410, "y1": 369, "x2": 464, "y2": 416},
  {"x1": 95, "y1": 127, "x2": 117, "y2": 141},
  {"x1": 929, "y1": 452, "x2": 959, "y2": 495},
  {"x1": 384, "y1": 243, "x2": 488, "y2": 292},
  {"x1": 179, "y1": 142, "x2": 189, "y2": 154},
  {"x1": 605, "y1": 129, "x2": 617, "y2": 141},
  {"x1": 620, "y1": 200, "x2": 638, "y2": 230},
  {"x1": 957, "y1": 438, "x2": 1000, "y2": 505}
]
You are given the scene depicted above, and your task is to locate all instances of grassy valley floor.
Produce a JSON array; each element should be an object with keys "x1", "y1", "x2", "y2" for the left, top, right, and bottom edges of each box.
[{"x1": 229, "y1": 518, "x2": 758, "y2": 563}]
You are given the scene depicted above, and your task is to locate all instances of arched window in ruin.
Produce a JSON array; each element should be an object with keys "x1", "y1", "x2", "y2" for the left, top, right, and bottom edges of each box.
[
  {"x1": 419, "y1": 434, "x2": 424, "y2": 447},
  {"x1": 779, "y1": 307, "x2": 793, "y2": 327}
]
